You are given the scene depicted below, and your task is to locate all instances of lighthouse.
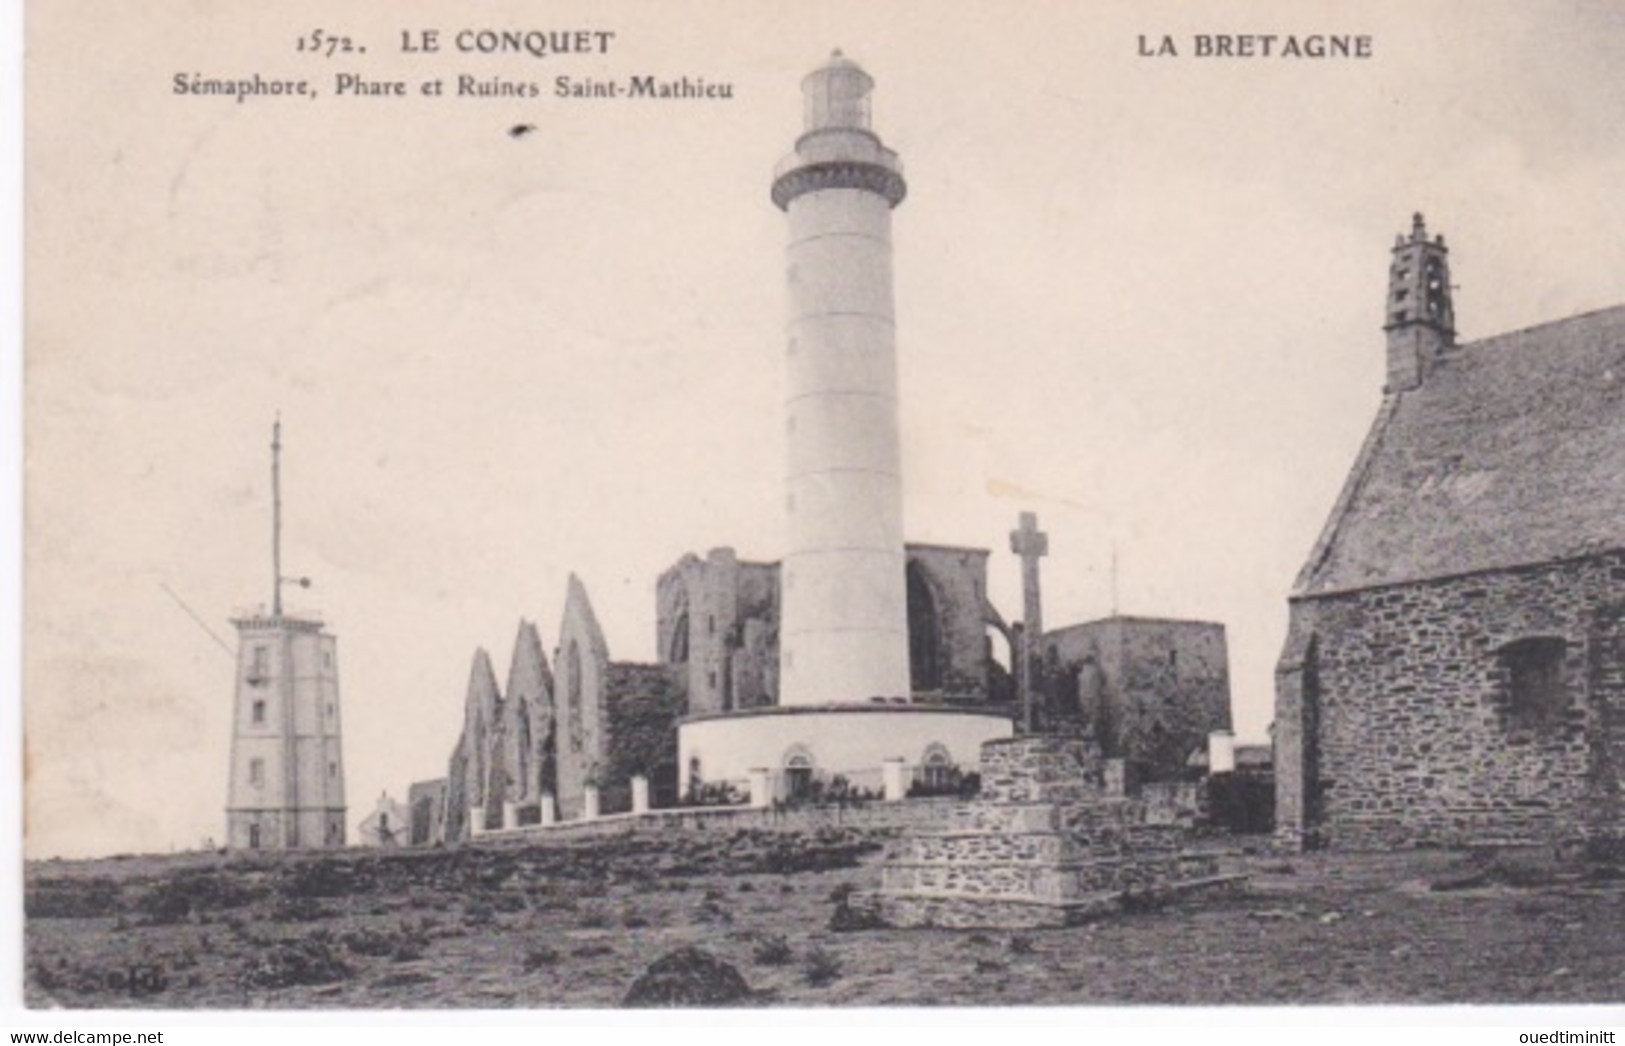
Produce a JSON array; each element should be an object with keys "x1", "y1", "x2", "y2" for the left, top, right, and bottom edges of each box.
[
  {"x1": 673, "y1": 53, "x2": 1010, "y2": 799},
  {"x1": 772, "y1": 50, "x2": 911, "y2": 706}
]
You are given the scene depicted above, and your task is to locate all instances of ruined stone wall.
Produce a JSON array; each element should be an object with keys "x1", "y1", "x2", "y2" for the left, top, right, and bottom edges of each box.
[
  {"x1": 602, "y1": 663, "x2": 686, "y2": 812},
  {"x1": 656, "y1": 550, "x2": 779, "y2": 715},
  {"x1": 406, "y1": 778, "x2": 447, "y2": 846},
  {"x1": 654, "y1": 544, "x2": 990, "y2": 712},
  {"x1": 1275, "y1": 552, "x2": 1625, "y2": 850},
  {"x1": 472, "y1": 795, "x2": 964, "y2": 843},
  {"x1": 905, "y1": 545, "x2": 992, "y2": 701},
  {"x1": 1044, "y1": 618, "x2": 1231, "y2": 782}
]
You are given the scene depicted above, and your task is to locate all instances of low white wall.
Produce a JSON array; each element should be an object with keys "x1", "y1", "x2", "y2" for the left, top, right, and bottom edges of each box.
[{"x1": 676, "y1": 705, "x2": 1013, "y2": 795}]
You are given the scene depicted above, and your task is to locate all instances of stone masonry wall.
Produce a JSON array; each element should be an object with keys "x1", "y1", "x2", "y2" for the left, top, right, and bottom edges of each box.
[
  {"x1": 1275, "y1": 552, "x2": 1625, "y2": 850},
  {"x1": 1044, "y1": 618, "x2": 1231, "y2": 782}
]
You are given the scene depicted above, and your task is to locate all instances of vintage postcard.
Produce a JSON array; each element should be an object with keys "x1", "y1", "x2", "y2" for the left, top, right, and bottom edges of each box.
[{"x1": 13, "y1": 0, "x2": 1625, "y2": 1028}]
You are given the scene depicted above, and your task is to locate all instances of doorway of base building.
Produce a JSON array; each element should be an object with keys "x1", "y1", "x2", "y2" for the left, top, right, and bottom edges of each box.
[{"x1": 784, "y1": 752, "x2": 815, "y2": 801}]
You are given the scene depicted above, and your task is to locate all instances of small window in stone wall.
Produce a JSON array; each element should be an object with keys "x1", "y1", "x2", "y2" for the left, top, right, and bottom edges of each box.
[{"x1": 1500, "y1": 637, "x2": 1568, "y2": 737}]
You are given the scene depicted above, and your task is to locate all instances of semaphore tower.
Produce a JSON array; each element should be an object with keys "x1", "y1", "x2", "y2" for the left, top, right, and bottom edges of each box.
[{"x1": 225, "y1": 419, "x2": 347, "y2": 850}]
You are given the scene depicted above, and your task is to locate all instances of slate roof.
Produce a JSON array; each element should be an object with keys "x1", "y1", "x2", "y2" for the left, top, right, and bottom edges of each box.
[{"x1": 1295, "y1": 305, "x2": 1625, "y2": 596}]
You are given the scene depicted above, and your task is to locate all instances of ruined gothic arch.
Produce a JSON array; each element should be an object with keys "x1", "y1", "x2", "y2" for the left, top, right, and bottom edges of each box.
[{"x1": 907, "y1": 560, "x2": 945, "y2": 693}]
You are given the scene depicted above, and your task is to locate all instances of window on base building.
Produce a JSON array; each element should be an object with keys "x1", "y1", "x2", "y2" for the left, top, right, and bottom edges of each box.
[{"x1": 1500, "y1": 637, "x2": 1568, "y2": 737}]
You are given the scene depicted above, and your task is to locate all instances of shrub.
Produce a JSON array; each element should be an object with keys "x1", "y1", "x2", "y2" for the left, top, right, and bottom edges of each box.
[
  {"x1": 692, "y1": 898, "x2": 734, "y2": 925},
  {"x1": 269, "y1": 894, "x2": 335, "y2": 923},
  {"x1": 802, "y1": 946, "x2": 842, "y2": 987},
  {"x1": 1008, "y1": 934, "x2": 1035, "y2": 956},
  {"x1": 522, "y1": 946, "x2": 560, "y2": 971},
  {"x1": 462, "y1": 899, "x2": 497, "y2": 927},
  {"x1": 24, "y1": 879, "x2": 121, "y2": 920},
  {"x1": 829, "y1": 893, "x2": 886, "y2": 933},
  {"x1": 623, "y1": 946, "x2": 752, "y2": 1007},
  {"x1": 239, "y1": 935, "x2": 353, "y2": 990},
  {"x1": 751, "y1": 934, "x2": 794, "y2": 967},
  {"x1": 576, "y1": 903, "x2": 612, "y2": 929},
  {"x1": 341, "y1": 924, "x2": 429, "y2": 961}
]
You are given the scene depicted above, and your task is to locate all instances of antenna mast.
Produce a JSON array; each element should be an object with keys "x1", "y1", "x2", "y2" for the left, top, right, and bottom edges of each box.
[
  {"x1": 1110, "y1": 541, "x2": 1119, "y2": 616},
  {"x1": 272, "y1": 416, "x2": 282, "y2": 617}
]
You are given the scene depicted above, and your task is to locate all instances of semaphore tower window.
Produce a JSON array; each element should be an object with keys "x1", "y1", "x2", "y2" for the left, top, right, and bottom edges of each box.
[{"x1": 1499, "y1": 637, "x2": 1568, "y2": 737}]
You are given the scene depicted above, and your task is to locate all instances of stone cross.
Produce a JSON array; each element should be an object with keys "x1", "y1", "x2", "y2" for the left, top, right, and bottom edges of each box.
[{"x1": 1009, "y1": 512, "x2": 1048, "y2": 732}]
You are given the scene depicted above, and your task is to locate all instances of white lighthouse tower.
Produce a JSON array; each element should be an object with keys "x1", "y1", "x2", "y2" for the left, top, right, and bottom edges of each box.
[
  {"x1": 772, "y1": 50, "x2": 911, "y2": 706},
  {"x1": 674, "y1": 53, "x2": 1010, "y2": 798}
]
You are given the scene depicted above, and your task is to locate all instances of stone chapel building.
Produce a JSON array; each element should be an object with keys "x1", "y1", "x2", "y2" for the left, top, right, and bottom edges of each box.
[{"x1": 1274, "y1": 214, "x2": 1625, "y2": 850}]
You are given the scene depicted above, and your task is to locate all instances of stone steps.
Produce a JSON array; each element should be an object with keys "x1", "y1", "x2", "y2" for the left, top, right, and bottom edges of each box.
[
  {"x1": 873, "y1": 873, "x2": 1249, "y2": 929},
  {"x1": 890, "y1": 825, "x2": 1192, "y2": 865},
  {"x1": 875, "y1": 736, "x2": 1246, "y2": 929},
  {"x1": 882, "y1": 852, "x2": 1221, "y2": 902}
]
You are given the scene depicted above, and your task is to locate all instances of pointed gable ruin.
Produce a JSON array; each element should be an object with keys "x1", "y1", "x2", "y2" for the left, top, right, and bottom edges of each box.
[
  {"x1": 443, "y1": 647, "x2": 503, "y2": 842},
  {"x1": 555, "y1": 574, "x2": 611, "y2": 821},
  {"x1": 503, "y1": 618, "x2": 556, "y2": 808}
]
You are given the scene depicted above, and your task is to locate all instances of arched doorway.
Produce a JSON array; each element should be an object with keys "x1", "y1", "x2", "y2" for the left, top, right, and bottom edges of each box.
[
  {"x1": 920, "y1": 742, "x2": 954, "y2": 792},
  {"x1": 782, "y1": 745, "x2": 816, "y2": 801}
]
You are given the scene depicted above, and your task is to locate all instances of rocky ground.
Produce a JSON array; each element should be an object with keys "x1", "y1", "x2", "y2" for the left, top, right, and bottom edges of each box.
[{"x1": 22, "y1": 828, "x2": 1625, "y2": 1008}]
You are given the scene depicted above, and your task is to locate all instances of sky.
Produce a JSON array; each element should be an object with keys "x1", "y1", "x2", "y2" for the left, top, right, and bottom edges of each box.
[{"x1": 20, "y1": 0, "x2": 1625, "y2": 859}]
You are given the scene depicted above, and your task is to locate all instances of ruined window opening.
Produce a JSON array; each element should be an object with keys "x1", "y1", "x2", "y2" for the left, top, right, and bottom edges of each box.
[
  {"x1": 669, "y1": 612, "x2": 690, "y2": 663},
  {"x1": 251, "y1": 700, "x2": 266, "y2": 725},
  {"x1": 1500, "y1": 637, "x2": 1567, "y2": 736},
  {"x1": 565, "y1": 640, "x2": 584, "y2": 754}
]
